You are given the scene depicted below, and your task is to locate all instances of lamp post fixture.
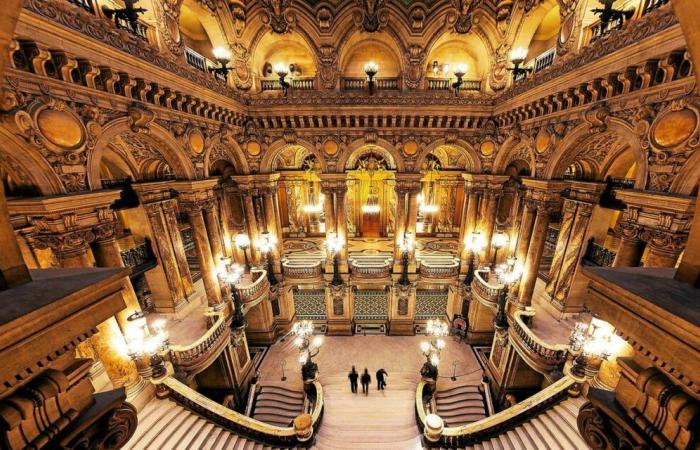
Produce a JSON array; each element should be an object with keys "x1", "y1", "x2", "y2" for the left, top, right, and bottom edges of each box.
[
  {"x1": 255, "y1": 231, "x2": 279, "y2": 285},
  {"x1": 209, "y1": 47, "x2": 234, "y2": 81},
  {"x1": 234, "y1": 233, "x2": 251, "y2": 272},
  {"x1": 102, "y1": 0, "x2": 146, "y2": 34},
  {"x1": 292, "y1": 320, "x2": 324, "y2": 381},
  {"x1": 493, "y1": 257, "x2": 521, "y2": 329},
  {"x1": 420, "y1": 319, "x2": 448, "y2": 381},
  {"x1": 591, "y1": 0, "x2": 634, "y2": 34},
  {"x1": 567, "y1": 317, "x2": 616, "y2": 396},
  {"x1": 364, "y1": 61, "x2": 379, "y2": 95},
  {"x1": 507, "y1": 47, "x2": 532, "y2": 81},
  {"x1": 125, "y1": 311, "x2": 169, "y2": 379},
  {"x1": 451, "y1": 63, "x2": 468, "y2": 97},
  {"x1": 219, "y1": 261, "x2": 246, "y2": 330},
  {"x1": 274, "y1": 63, "x2": 291, "y2": 96},
  {"x1": 490, "y1": 230, "x2": 509, "y2": 270},
  {"x1": 463, "y1": 230, "x2": 486, "y2": 287},
  {"x1": 398, "y1": 231, "x2": 414, "y2": 286},
  {"x1": 325, "y1": 232, "x2": 344, "y2": 286}
]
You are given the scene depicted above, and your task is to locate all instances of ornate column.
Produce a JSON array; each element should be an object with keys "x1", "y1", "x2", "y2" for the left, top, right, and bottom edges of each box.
[
  {"x1": 405, "y1": 181, "x2": 422, "y2": 263},
  {"x1": 143, "y1": 202, "x2": 186, "y2": 304},
  {"x1": 36, "y1": 230, "x2": 95, "y2": 268},
  {"x1": 545, "y1": 199, "x2": 578, "y2": 297},
  {"x1": 551, "y1": 202, "x2": 594, "y2": 303},
  {"x1": 514, "y1": 200, "x2": 537, "y2": 264},
  {"x1": 161, "y1": 199, "x2": 194, "y2": 296},
  {"x1": 262, "y1": 188, "x2": 282, "y2": 259},
  {"x1": 335, "y1": 185, "x2": 348, "y2": 263},
  {"x1": 481, "y1": 190, "x2": 500, "y2": 261},
  {"x1": 460, "y1": 187, "x2": 481, "y2": 263},
  {"x1": 612, "y1": 223, "x2": 645, "y2": 267},
  {"x1": 393, "y1": 184, "x2": 407, "y2": 260},
  {"x1": 321, "y1": 183, "x2": 336, "y2": 236},
  {"x1": 203, "y1": 202, "x2": 225, "y2": 268},
  {"x1": 181, "y1": 201, "x2": 222, "y2": 307}
]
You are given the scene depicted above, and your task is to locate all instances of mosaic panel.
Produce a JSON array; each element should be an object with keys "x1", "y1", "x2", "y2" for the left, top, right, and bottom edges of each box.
[
  {"x1": 415, "y1": 289, "x2": 448, "y2": 320},
  {"x1": 354, "y1": 289, "x2": 388, "y2": 320},
  {"x1": 293, "y1": 289, "x2": 327, "y2": 320}
]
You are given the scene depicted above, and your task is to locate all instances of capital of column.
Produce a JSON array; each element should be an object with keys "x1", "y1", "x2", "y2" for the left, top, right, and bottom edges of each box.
[
  {"x1": 93, "y1": 220, "x2": 123, "y2": 244},
  {"x1": 31, "y1": 228, "x2": 96, "y2": 257},
  {"x1": 614, "y1": 221, "x2": 642, "y2": 242},
  {"x1": 639, "y1": 228, "x2": 687, "y2": 254}
]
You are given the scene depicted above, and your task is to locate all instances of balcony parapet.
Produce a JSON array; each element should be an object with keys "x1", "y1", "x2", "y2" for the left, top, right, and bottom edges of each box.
[
  {"x1": 238, "y1": 269, "x2": 270, "y2": 305},
  {"x1": 509, "y1": 308, "x2": 569, "y2": 382},
  {"x1": 349, "y1": 254, "x2": 392, "y2": 279},
  {"x1": 419, "y1": 257, "x2": 460, "y2": 279},
  {"x1": 167, "y1": 309, "x2": 229, "y2": 379},
  {"x1": 282, "y1": 259, "x2": 323, "y2": 281},
  {"x1": 470, "y1": 269, "x2": 500, "y2": 309}
]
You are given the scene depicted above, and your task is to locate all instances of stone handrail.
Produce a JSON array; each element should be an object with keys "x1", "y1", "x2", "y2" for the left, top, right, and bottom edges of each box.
[
  {"x1": 282, "y1": 260, "x2": 323, "y2": 279},
  {"x1": 470, "y1": 269, "x2": 500, "y2": 307},
  {"x1": 160, "y1": 376, "x2": 323, "y2": 446},
  {"x1": 419, "y1": 258, "x2": 460, "y2": 279},
  {"x1": 509, "y1": 309, "x2": 569, "y2": 381},
  {"x1": 349, "y1": 257, "x2": 392, "y2": 278},
  {"x1": 168, "y1": 310, "x2": 229, "y2": 371},
  {"x1": 416, "y1": 376, "x2": 575, "y2": 447},
  {"x1": 238, "y1": 270, "x2": 269, "y2": 303}
]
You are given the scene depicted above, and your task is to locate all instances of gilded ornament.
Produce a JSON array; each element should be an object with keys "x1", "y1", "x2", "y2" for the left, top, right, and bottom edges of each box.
[
  {"x1": 189, "y1": 129, "x2": 205, "y2": 154},
  {"x1": 36, "y1": 109, "x2": 84, "y2": 149},
  {"x1": 651, "y1": 108, "x2": 697, "y2": 148},
  {"x1": 480, "y1": 140, "x2": 495, "y2": 156},
  {"x1": 535, "y1": 128, "x2": 551, "y2": 153},
  {"x1": 403, "y1": 141, "x2": 419, "y2": 156},
  {"x1": 247, "y1": 141, "x2": 262, "y2": 156},
  {"x1": 323, "y1": 140, "x2": 339, "y2": 156}
]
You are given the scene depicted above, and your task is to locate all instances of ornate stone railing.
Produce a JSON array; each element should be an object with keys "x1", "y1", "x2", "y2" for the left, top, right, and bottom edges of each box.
[
  {"x1": 509, "y1": 309, "x2": 569, "y2": 381},
  {"x1": 416, "y1": 376, "x2": 575, "y2": 447},
  {"x1": 168, "y1": 310, "x2": 229, "y2": 379},
  {"x1": 161, "y1": 376, "x2": 323, "y2": 446},
  {"x1": 341, "y1": 77, "x2": 400, "y2": 91},
  {"x1": 349, "y1": 256, "x2": 392, "y2": 278},
  {"x1": 282, "y1": 259, "x2": 322, "y2": 279},
  {"x1": 419, "y1": 258, "x2": 460, "y2": 279},
  {"x1": 470, "y1": 269, "x2": 500, "y2": 307},
  {"x1": 583, "y1": 239, "x2": 616, "y2": 267},
  {"x1": 238, "y1": 270, "x2": 269, "y2": 303},
  {"x1": 427, "y1": 78, "x2": 481, "y2": 91}
]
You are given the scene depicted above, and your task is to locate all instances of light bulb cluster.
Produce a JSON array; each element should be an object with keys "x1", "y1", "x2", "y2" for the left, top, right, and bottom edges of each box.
[
  {"x1": 325, "y1": 232, "x2": 344, "y2": 256},
  {"x1": 218, "y1": 262, "x2": 244, "y2": 286},
  {"x1": 420, "y1": 319, "x2": 449, "y2": 367},
  {"x1": 125, "y1": 312, "x2": 168, "y2": 358},
  {"x1": 495, "y1": 256, "x2": 522, "y2": 286},
  {"x1": 465, "y1": 231, "x2": 487, "y2": 254},
  {"x1": 212, "y1": 46, "x2": 232, "y2": 63},
  {"x1": 292, "y1": 320, "x2": 323, "y2": 366},
  {"x1": 417, "y1": 193, "x2": 439, "y2": 215},
  {"x1": 254, "y1": 231, "x2": 278, "y2": 254},
  {"x1": 303, "y1": 192, "x2": 325, "y2": 214}
]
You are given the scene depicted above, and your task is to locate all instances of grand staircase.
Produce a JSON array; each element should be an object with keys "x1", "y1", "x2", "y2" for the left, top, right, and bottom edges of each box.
[
  {"x1": 314, "y1": 370, "x2": 422, "y2": 449},
  {"x1": 124, "y1": 398, "x2": 298, "y2": 450},
  {"x1": 435, "y1": 383, "x2": 488, "y2": 427},
  {"x1": 251, "y1": 384, "x2": 305, "y2": 427},
  {"x1": 436, "y1": 396, "x2": 588, "y2": 450}
]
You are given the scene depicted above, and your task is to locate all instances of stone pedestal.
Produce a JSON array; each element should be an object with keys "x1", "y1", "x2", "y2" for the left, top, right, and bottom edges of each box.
[
  {"x1": 326, "y1": 283, "x2": 353, "y2": 335},
  {"x1": 388, "y1": 283, "x2": 415, "y2": 335}
]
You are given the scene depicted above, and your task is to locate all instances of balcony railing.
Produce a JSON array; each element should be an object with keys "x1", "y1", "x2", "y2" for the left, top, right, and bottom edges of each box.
[
  {"x1": 419, "y1": 257, "x2": 460, "y2": 279},
  {"x1": 583, "y1": 238, "x2": 616, "y2": 267},
  {"x1": 510, "y1": 308, "x2": 569, "y2": 380},
  {"x1": 238, "y1": 269, "x2": 269, "y2": 303},
  {"x1": 587, "y1": 16, "x2": 625, "y2": 44},
  {"x1": 120, "y1": 241, "x2": 156, "y2": 274},
  {"x1": 67, "y1": 0, "x2": 95, "y2": 13},
  {"x1": 341, "y1": 77, "x2": 400, "y2": 91},
  {"x1": 349, "y1": 255, "x2": 393, "y2": 278},
  {"x1": 427, "y1": 78, "x2": 482, "y2": 91},
  {"x1": 260, "y1": 78, "x2": 316, "y2": 92},
  {"x1": 184, "y1": 47, "x2": 208, "y2": 72},
  {"x1": 534, "y1": 48, "x2": 556, "y2": 73},
  {"x1": 282, "y1": 259, "x2": 323, "y2": 279},
  {"x1": 642, "y1": 0, "x2": 669, "y2": 15},
  {"x1": 470, "y1": 269, "x2": 501, "y2": 306},
  {"x1": 168, "y1": 310, "x2": 229, "y2": 376}
]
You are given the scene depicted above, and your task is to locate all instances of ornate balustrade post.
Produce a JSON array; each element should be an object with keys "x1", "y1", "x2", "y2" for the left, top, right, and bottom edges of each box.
[
  {"x1": 388, "y1": 283, "x2": 416, "y2": 335},
  {"x1": 612, "y1": 222, "x2": 645, "y2": 267},
  {"x1": 175, "y1": 181, "x2": 224, "y2": 308},
  {"x1": 516, "y1": 180, "x2": 566, "y2": 309}
]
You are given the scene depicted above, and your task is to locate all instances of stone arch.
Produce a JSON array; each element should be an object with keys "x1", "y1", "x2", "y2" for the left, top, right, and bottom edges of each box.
[
  {"x1": 339, "y1": 138, "x2": 403, "y2": 172},
  {"x1": 671, "y1": 150, "x2": 700, "y2": 195},
  {"x1": 511, "y1": 0, "x2": 560, "y2": 59},
  {"x1": 260, "y1": 138, "x2": 328, "y2": 173},
  {"x1": 544, "y1": 119, "x2": 647, "y2": 189},
  {"x1": 493, "y1": 136, "x2": 536, "y2": 175},
  {"x1": 0, "y1": 127, "x2": 65, "y2": 196},
  {"x1": 337, "y1": 31, "x2": 405, "y2": 78},
  {"x1": 87, "y1": 118, "x2": 195, "y2": 189},
  {"x1": 423, "y1": 31, "x2": 492, "y2": 82},
  {"x1": 416, "y1": 139, "x2": 482, "y2": 172},
  {"x1": 203, "y1": 134, "x2": 249, "y2": 177},
  {"x1": 248, "y1": 29, "x2": 318, "y2": 87},
  {"x1": 179, "y1": 0, "x2": 228, "y2": 55}
]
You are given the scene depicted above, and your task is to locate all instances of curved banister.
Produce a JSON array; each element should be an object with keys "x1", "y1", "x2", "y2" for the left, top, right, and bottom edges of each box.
[
  {"x1": 512, "y1": 308, "x2": 569, "y2": 355},
  {"x1": 417, "y1": 376, "x2": 575, "y2": 446},
  {"x1": 168, "y1": 310, "x2": 229, "y2": 369},
  {"x1": 238, "y1": 269, "x2": 269, "y2": 302},
  {"x1": 168, "y1": 310, "x2": 225, "y2": 354},
  {"x1": 161, "y1": 376, "x2": 324, "y2": 445}
]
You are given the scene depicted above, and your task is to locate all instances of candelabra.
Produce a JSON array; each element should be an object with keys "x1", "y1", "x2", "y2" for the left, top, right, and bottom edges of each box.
[
  {"x1": 507, "y1": 48, "x2": 532, "y2": 81},
  {"x1": 451, "y1": 63, "x2": 468, "y2": 96},
  {"x1": 398, "y1": 231, "x2": 414, "y2": 286},
  {"x1": 490, "y1": 230, "x2": 509, "y2": 271},
  {"x1": 125, "y1": 311, "x2": 169, "y2": 379},
  {"x1": 419, "y1": 319, "x2": 448, "y2": 380},
  {"x1": 567, "y1": 317, "x2": 617, "y2": 396},
  {"x1": 463, "y1": 230, "x2": 486, "y2": 286},
  {"x1": 325, "y1": 232, "x2": 344, "y2": 286},
  {"x1": 274, "y1": 63, "x2": 290, "y2": 96},
  {"x1": 493, "y1": 257, "x2": 521, "y2": 329},
  {"x1": 364, "y1": 61, "x2": 379, "y2": 95},
  {"x1": 292, "y1": 320, "x2": 324, "y2": 381},
  {"x1": 234, "y1": 233, "x2": 251, "y2": 272},
  {"x1": 255, "y1": 231, "x2": 278, "y2": 285},
  {"x1": 219, "y1": 261, "x2": 246, "y2": 331},
  {"x1": 209, "y1": 47, "x2": 234, "y2": 81}
]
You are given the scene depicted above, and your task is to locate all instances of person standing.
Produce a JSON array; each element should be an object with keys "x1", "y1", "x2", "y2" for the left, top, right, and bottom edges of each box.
[
  {"x1": 360, "y1": 368, "x2": 371, "y2": 395},
  {"x1": 376, "y1": 368, "x2": 388, "y2": 391},
  {"x1": 348, "y1": 366, "x2": 359, "y2": 393}
]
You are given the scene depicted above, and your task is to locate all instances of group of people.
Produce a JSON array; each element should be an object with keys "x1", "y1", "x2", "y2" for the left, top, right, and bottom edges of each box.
[{"x1": 348, "y1": 366, "x2": 388, "y2": 395}]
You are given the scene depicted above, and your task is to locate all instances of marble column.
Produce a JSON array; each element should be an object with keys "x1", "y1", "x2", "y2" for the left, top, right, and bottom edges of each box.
[
  {"x1": 262, "y1": 190, "x2": 282, "y2": 264},
  {"x1": 641, "y1": 230, "x2": 685, "y2": 268},
  {"x1": 89, "y1": 316, "x2": 140, "y2": 389},
  {"x1": 461, "y1": 189, "x2": 480, "y2": 262},
  {"x1": 144, "y1": 203, "x2": 185, "y2": 302},
  {"x1": 184, "y1": 204, "x2": 222, "y2": 306},
  {"x1": 482, "y1": 190, "x2": 499, "y2": 262},
  {"x1": 161, "y1": 199, "x2": 194, "y2": 296},
  {"x1": 203, "y1": 203, "x2": 225, "y2": 268},
  {"x1": 612, "y1": 223, "x2": 645, "y2": 267},
  {"x1": 546, "y1": 200, "x2": 577, "y2": 297},
  {"x1": 335, "y1": 187, "x2": 348, "y2": 261},
  {"x1": 517, "y1": 205, "x2": 551, "y2": 307},
  {"x1": 405, "y1": 188, "x2": 420, "y2": 261},
  {"x1": 322, "y1": 185, "x2": 336, "y2": 235},
  {"x1": 394, "y1": 187, "x2": 407, "y2": 260},
  {"x1": 552, "y1": 203, "x2": 593, "y2": 303},
  {"x1": 514, "y1": 201, "x2": 536, "y2": 264},
  {"x1": 0, "y1": 183, "x2": 30, "y2": 288},
  {"x1": 241, "y1": 193, "x2": 260, "y2": 263}
]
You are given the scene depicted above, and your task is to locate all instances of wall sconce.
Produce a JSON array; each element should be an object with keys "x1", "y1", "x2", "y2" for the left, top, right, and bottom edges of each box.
[
  {"x1": 102, "y1": 0, "x2": 147, "y2": 34},
  {"x1": 591, "y1": 0, "x2": 634, "y2": 32},
  {"x1": 234, "y1": 233, "x2": 251, "y2": 272},
  {"x1": 209, "y1": 46, "x2": 233, "y2": 81},
  {"x1": 125, "y1": 311, "x2": 168, "y2": 379},
  {"x1": 364, "y1": 61, "x2": 379, "y2": 95},
  {"x1": 255, "y1": 231, "x2": 279, "y2": 285},
  {"x1": 508, "y1": 48, "x2": 532, "y2": 81},
  {"x1": 451, "y1": 63, "x2": 468, "y2": 96},
  {"x1": 398, "y1": 231, "x2": 414, "y2": 286},
  {"x1": 274, "y1": 63, "x2": 290, "y2": 96}
]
